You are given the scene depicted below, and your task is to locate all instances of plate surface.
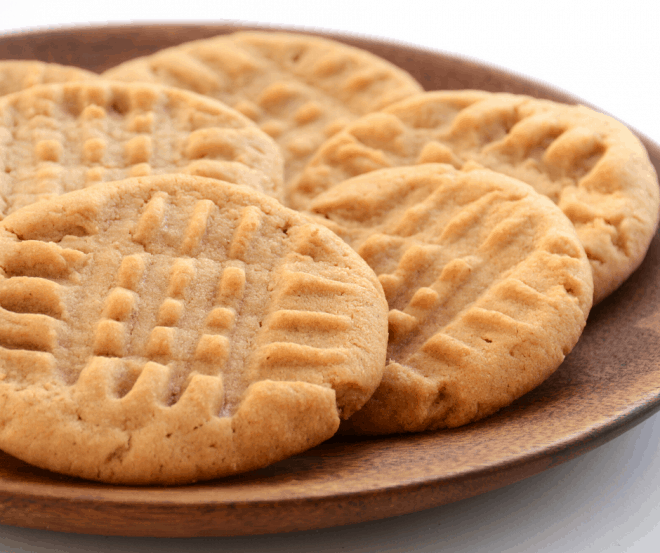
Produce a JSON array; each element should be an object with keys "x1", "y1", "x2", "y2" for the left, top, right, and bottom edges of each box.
[{"x1": 0, "y1": 23, "x2": 659, "y2": 538}]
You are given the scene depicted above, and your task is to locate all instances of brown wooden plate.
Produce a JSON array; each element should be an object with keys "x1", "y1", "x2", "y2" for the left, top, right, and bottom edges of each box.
[{"x1": 0, "y1": 23, "x2": 659, "y2": 538}]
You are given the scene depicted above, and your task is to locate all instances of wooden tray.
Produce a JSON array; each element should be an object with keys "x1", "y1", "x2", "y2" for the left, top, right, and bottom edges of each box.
[{"x1": 0, "y1": 23, "x2": 659, "y2": 538}]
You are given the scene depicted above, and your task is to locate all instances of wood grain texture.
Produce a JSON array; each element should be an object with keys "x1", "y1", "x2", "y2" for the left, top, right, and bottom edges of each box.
[{"x1": 0, "y1": 23, "x2": 659, "y2": 537}]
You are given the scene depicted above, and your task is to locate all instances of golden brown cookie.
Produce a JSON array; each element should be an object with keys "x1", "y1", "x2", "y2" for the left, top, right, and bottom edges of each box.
[
  {"x1": 102, "y1": 31, "x2": 424, "y2": 184},
  {"x1": 0, "y1": 80, "x2": 284, "y2": 216},
  {"x1": 306, "y1": 164, "x2": 593, "y2": 434},
  {"x1": 0, "y1": 173, "x2": 388, "y2": 484},
  {"x1": 0, "y1": 60, "x2": 98, "y2": 96},
  {"x1": 292, "y1": 90, "x2": 659, "y2": 304}
]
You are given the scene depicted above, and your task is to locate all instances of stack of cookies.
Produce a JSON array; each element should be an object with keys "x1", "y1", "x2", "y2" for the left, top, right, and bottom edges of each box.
[{"x1": 0, "y1": 32, "x2": 656, "y2": 485}]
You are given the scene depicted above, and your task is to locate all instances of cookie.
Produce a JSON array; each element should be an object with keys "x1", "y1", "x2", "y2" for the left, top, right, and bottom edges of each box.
[
  {"x1": 292, "y1": 90, "x2": 659, "y2": 304},
  {"x1": 102, "y1": 31, "x2": 424, "y2": 184},
  {"x1": 0, "y1": 80, "x2": 284, "y2": 216},
  {"x1": 0, "y1": 173, "x2": 388, "y2": 484},
  {"x1": 0, "y1": 60, "x2": 97, "y2": 96},
  {"x1": 306, "y1": 164, "x2": 593, "y2": 434}
]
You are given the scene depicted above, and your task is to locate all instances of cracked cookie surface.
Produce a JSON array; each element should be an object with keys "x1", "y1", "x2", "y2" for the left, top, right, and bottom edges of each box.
[
  {"x1": 102, "y1": 31, "x2": 424, "y2": 185},
  {"x1": 306, "y1": 164, "x2": 593, "y2": 434},
  {"x1": 292, "y1": 90, "x2": 659, "y2": 303},
  {"x1": 0, "y1": 173, "x2": 388, "y2": 484}
]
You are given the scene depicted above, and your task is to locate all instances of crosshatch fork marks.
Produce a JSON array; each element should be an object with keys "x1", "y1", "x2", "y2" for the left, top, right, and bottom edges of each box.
[{"x1": 310, "y1": 164, "x2": 593, "y2": 433}]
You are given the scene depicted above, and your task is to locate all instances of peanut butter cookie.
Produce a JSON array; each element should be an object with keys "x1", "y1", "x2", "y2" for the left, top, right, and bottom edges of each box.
[
  {"x1": 0, "y1": 80, "x2": 284, "y2": 216},
  {"x1": 0, "y1": 174, "x2": 388, "y2": 483},
  {"x1": 307, "y1": 164, "x2": 593, "y2": 434}
]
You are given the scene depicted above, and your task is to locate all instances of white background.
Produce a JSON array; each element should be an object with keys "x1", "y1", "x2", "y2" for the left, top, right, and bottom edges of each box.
[{"x1": 0, "y1": 1, "x2": 659, "y2": 551}]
